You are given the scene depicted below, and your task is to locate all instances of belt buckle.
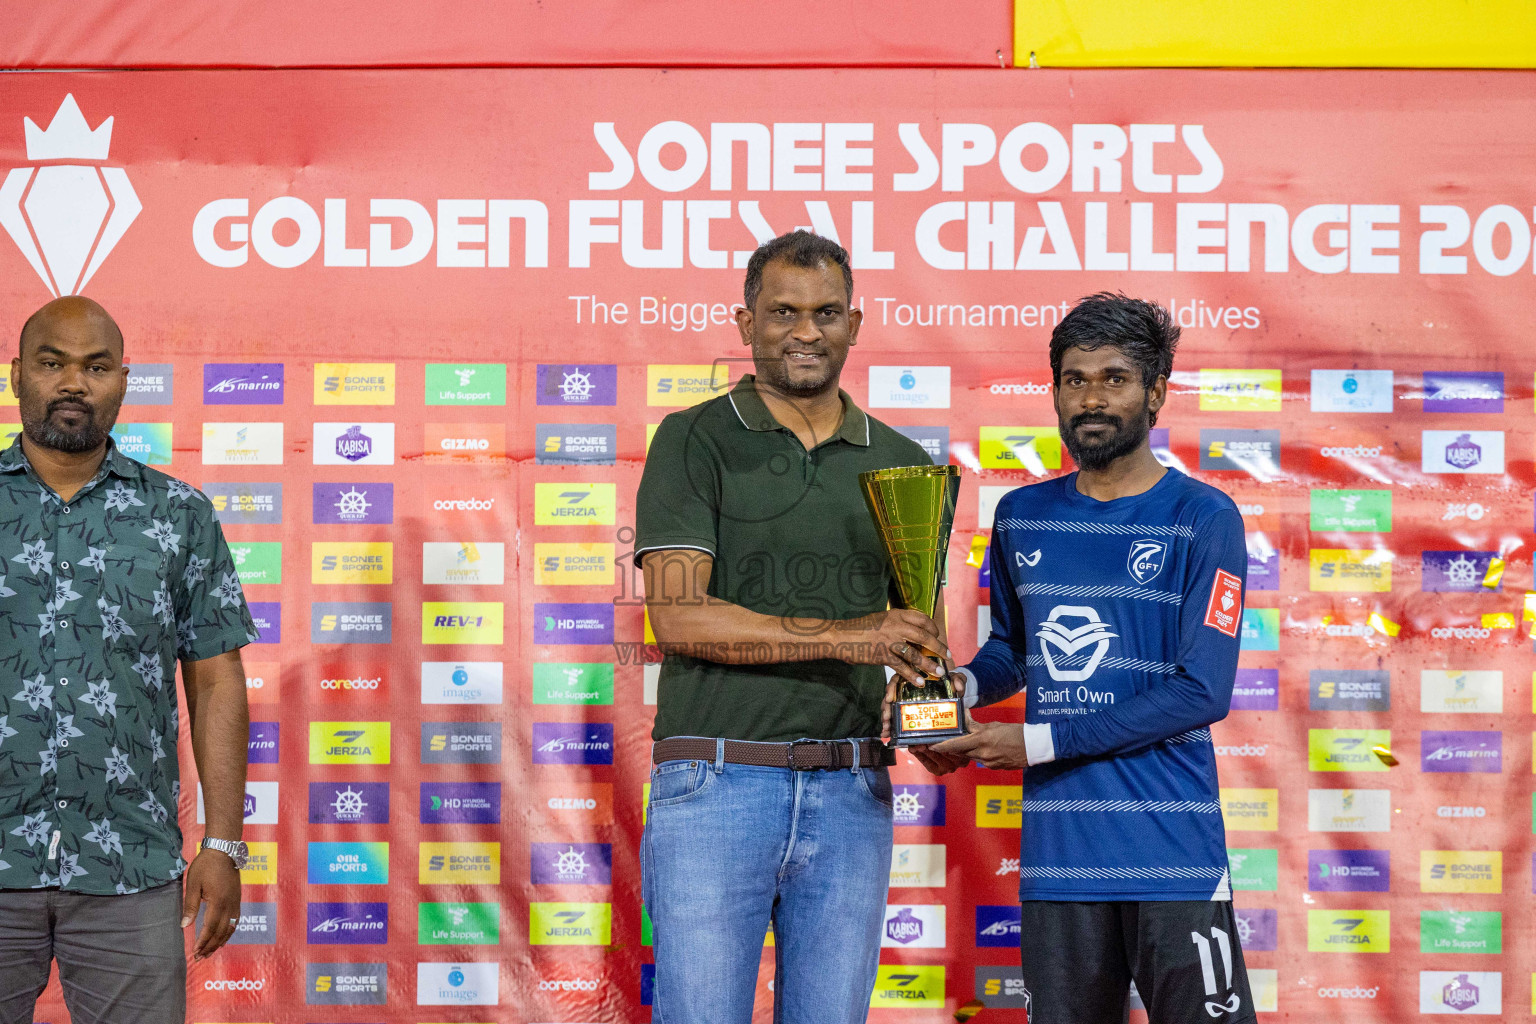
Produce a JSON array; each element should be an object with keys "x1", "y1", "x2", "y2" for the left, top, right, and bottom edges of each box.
[{"x1": 787, "y1": 738, "x2": 836, "y2": 771}]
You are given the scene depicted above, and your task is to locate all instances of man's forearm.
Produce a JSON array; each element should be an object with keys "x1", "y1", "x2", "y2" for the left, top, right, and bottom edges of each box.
[
  {"x1": 649, "y1": 596, "x2": 888, "y2": 665},
  {"x1": 184, "y1": 653, "x2": 250, "y2": 840}
]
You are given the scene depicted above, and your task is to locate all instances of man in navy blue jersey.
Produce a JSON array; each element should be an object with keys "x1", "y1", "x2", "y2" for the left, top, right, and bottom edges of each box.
[{"x1": 928, "y1": 293, "x2": 1256, "y2": 1024}]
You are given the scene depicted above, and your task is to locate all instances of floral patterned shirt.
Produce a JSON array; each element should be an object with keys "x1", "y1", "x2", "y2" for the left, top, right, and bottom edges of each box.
[{"x1": 0, "y1": 437, "x2": 255, "y2": 893}]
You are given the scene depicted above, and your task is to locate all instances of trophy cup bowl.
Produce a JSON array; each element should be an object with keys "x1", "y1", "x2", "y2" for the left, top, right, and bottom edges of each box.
[{"x1": 859, "y1": 464, "x2": 967, "y2": 746}]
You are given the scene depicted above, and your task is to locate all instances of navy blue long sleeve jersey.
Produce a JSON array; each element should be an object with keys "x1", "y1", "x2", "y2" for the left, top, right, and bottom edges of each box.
[{"x1": 961, "y1": 468, "x2": 1246, "y2": 901}]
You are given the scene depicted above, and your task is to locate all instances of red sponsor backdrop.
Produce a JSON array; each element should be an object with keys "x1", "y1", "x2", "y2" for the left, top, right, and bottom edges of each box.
[
  {"x1": 0, "y1": 69, "x2": 1533, "y2": 1021},
  {"x1": 2, "y1": 1, "x2": 1012, "y2": 69}
]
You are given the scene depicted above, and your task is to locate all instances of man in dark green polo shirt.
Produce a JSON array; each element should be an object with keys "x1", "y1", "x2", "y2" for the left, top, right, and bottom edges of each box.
[
  {"x1": 0, "y1": 297, "x2": 255, "y2": 1024},
  {"x1": 635, "y1": 231, "x2": 951, "y2": 1023}
]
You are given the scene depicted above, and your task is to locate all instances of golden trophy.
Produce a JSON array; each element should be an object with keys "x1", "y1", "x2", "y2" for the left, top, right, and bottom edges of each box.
[{"x1": 859, "y1": 464, "x2": 967, "y2": 746}]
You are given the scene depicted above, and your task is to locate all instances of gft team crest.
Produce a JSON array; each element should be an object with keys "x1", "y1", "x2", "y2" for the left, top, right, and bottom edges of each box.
[{"x1": 0, "y1": 95, "x2": 141, "y2": 296}]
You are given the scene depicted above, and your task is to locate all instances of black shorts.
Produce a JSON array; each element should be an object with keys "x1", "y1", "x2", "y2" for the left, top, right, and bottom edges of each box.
[{"x1": 1017, "y1": 900, "x2": 1258, "y2": 1024}]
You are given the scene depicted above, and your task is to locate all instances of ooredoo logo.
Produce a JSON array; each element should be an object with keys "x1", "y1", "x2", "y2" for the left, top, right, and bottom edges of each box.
[
  {"x1": 204, "y1": 977, "x2": 266, "y2": 992},
  {"x1": 1, "y1": 95, "x2": 141, "y2": 297}
]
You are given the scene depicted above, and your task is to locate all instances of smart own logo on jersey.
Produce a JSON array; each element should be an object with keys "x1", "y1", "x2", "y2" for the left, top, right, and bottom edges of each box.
[
  {"x1": 1035, "y1": 605, "x2": 1117, "y2": 682},
  {"x1": 0, "y1": 95, "x2": 141, "y2": 297}
]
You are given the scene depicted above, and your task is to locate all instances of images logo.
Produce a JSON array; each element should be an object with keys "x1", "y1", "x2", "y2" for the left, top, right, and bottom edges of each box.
[
  {"x1": 1309, "y1": 549, "x2": 1393, "y2": 592},
  {"x1": 647, "y1": 363, "x2": 730, "y2": 406},
  {"x1": 420, "y1": 661, "x2": 504, "y2": 705},
  {"x1": 532, "y1": 663, "x2": 615, "y2": 706},
  {"x1": 426, "y1": 363, "x2": 507, "y2": 406},
  {"x1": 532, "y1": 723, "x2": 614, "y2": 765},
  {"x1": 1306, "y1": 910, "x2": 1390, "y2": 952},
  {"x1": 416, "y1": 961, "x2": 499, "y2": 1006},
  {"x1": 421, "y1": 723, "x2": 503, "y2": 765},
  {"x1": 1309, "y1": 850, "x2": 1390, "y2": 892},
  {"x1": 420, "y1": 782, "x2": 501, "y2": 825},
  {"x1": 312, "y1": 482, "x2": 392, "y2": 525},
  {"x1": 314, "y1": 363, "x2": 395, "y2": 405},
  {"x1": 0, "y1": 95, "x2": 141, "y2": 296},
  {"x1": 312, "y1": 542, "x2": 392, "y2": 585},
  {"x1": 307, "y1": 902, "x2": 387, "y2": 944},
  {"x1": 531, "y1": 843, "x2": 612, "y2": 885},
  {"x1": 422, "y1": 602, "x2": 504, "y2": 644},
  {"x1": 978, "y1": 427, "x2": 1061, "y2": 472},
  {"x1": 307, "y1": 841, "x2": 389, "y2": 884},
  {"x1": 533, "y1": 482, "x2": 617, "y2": 526},
  {"x1": 1311, "y1": 369, "x2": 1393, "y2": 413},
  {"x1": 1422, "y1": 851, "x2": 1502, "y2": 894},
  {"x1": 419, "y1": 903, "x2": 499, "y2": 945},
  {"x1": 534, "y1": 423, "x2": 618, "y2": 465},
  {"x1": 204, "y1": 363, "x2": 284, "y2": 405},
  {"x1": 308, "y1": 722, "x2": 390, "y2": 765},
  {"x1": 976, "y1": 905, "x2": 1022, "y2": 947},
  {"x1": 419, "y1": 842, "x2": 500, "y2": 884},
  {"x1": 309, "y1": 781, "x2": 388, "y2": 825},
  {"x1": 529, "y1": 903, "x2": 613, "y2": 945},
  {"x1": 536, "y1": 364, "x2": 617, "y2": 406},
  {"x1": 1198, "y1": 369, "x2": 1281, "y2": 411},
  {"x1": 868, "y1": 366, "x2": 951, "y2": 409}
]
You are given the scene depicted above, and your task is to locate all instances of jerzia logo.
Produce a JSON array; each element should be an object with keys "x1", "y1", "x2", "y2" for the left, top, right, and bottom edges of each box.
[{"x1": 1, "y1": 95, "x2": 141, "y2": 296}]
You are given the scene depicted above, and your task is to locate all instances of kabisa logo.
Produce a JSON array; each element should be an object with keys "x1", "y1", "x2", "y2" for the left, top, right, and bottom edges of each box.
[
  {"x1": 1422, "y1": 429, "x2": 1503, "y2": 474},
  {"x1": 313, "y1": 422, "x2": 395, "y2": 466},
  {"x1": 884, "y1": 907, "x2": 925, "y2": 945},
  {"x1": 1126, "y1": 539, "x2": 1167, "y2": 585},
  {"x1": 1035, "y1": 605, "x2": 1117, "y2": 682},
  {"x1": 1, "y1": 95, "x2": 141, "y2": 297},
  {"x1": 1419, "y1": 971, "x2": 1501, "y2": 1014}
]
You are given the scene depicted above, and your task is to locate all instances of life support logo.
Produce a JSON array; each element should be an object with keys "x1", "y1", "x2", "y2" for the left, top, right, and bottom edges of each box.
[
  {"x1": 1126, "y1": 539, "x2": 1167, "y2": 585},
  {"x1": 1, "y1": 95, "x2": 141, "y2": 297},
  {"x1": 1035, "y1": 605, "x2": 1117, "y2": 682}
]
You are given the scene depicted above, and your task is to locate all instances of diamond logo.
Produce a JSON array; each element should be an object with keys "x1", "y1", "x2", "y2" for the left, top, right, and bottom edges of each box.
[{"x1": 0, "y1": 95, "x2": 141, "y2": 296}]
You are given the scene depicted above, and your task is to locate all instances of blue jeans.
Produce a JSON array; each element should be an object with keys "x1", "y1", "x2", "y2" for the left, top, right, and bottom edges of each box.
[{"x1": 641, "y1": 742, "x2": 895, "y2": 1024}]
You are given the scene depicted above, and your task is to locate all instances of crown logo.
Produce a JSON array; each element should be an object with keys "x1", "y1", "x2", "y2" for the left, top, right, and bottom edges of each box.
[
  {"x1": 24, "y1": 95, "x2": 113, "y2": 161},
  {"x1": 0, "y1": 94, "x2": 140, "y2": 296}
]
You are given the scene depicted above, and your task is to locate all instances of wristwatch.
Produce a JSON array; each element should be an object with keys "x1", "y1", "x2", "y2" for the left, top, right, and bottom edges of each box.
[{"x1": 200, "y1": 837, "x2": 249, "y2": 869}]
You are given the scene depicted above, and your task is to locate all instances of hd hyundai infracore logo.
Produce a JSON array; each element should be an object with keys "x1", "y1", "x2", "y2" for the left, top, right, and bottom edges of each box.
[{"x1": 1, "y1": 95, "x2": 141, "y2": 296}]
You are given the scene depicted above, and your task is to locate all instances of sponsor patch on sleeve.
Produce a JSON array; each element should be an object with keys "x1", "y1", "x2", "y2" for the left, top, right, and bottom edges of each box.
[{"x1": 1204, "y1": 568, "x2": 1243, "y2": 637}]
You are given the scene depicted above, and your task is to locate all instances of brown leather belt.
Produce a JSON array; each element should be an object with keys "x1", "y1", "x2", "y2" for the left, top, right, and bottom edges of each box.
[{"x1": 652, "y1": 737, "x2": 896, "y2": 770}]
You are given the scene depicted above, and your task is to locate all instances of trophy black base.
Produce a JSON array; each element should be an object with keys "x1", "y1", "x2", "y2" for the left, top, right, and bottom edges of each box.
[{"x1": 890, "y1": 697, "x2": 968, "y2": 747}]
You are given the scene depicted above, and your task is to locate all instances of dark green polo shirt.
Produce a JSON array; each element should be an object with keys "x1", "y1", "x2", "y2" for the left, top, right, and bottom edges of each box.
[{"x1": 634, "y1": 374, "x2": 932, "y2": 742}]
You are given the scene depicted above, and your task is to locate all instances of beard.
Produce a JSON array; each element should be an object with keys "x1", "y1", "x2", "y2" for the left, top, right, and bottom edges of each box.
[
  {"x1": 1059, "y1": 396, "x2": 1152, "y2": 472},
  {"x1": 752, "y1": 346, "x2": 845, "y2": 398},
  {"x1": 22, "y1": 397, "x2": 111, "y2": 453}
]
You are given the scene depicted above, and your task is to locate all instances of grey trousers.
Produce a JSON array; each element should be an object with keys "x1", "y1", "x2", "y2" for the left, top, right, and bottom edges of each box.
[{"x1": 0, "y1": 881, "x2": 185, "y2": 1024}]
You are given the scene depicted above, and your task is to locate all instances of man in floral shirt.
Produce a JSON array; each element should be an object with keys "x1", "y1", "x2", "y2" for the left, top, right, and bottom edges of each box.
[{"x1": 0, "y1": 296, "x2": 255, "y2": 1024}]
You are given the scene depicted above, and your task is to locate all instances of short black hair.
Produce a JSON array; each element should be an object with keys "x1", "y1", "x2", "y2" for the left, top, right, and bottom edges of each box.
[
  {"x1": 742, "y1": 230, "x2": 853, "y2": 311},
  {"x1": 1050, "y1": 291, "x2": 1179, "y2": 390}
]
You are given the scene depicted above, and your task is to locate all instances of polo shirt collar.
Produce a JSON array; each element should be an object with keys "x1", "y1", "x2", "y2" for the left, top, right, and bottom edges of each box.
[
  {"x1": 0, "y1": 434, "x2": 141, "y2": 481},
  {"x1": 727, "y1": 374, "x2": 871, "y2": 447}
]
